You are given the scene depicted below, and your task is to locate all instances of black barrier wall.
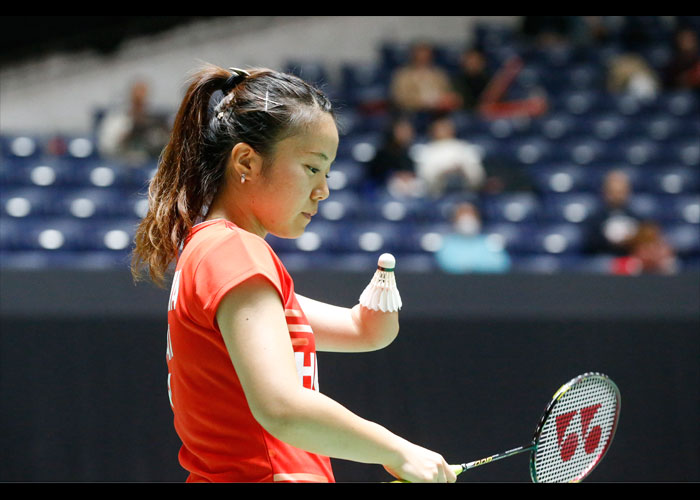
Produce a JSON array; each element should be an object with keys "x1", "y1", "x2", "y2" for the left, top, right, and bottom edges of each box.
[{"x1": 1, "y1": 270, "x2": 698, "y2": 482}]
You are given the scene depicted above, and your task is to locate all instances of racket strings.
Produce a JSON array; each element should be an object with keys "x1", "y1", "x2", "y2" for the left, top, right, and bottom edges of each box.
[{"x1": 533, "y1": 376, "x2": 619, "y2": 483}]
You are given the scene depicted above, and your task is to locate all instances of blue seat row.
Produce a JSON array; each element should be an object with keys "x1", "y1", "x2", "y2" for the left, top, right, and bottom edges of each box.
[
  {"x1": 3, "y1": 185, "x2": 697, "y2": 229},
  {"x1": 1, "y1": 186, "x2": 148, "y2": 219},
  {"x1": 0, "y1": 156, "x2": 156, "y2": 190},
  {"x1": 262, "y1": 218, "x2": 699, "y2": 257},
  {"x1": 1, "y1": 216, "x2": 140, "y2": 253}
]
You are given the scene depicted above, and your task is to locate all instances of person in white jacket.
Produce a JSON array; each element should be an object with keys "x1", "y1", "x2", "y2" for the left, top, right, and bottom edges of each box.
[{"x1": 413, "y1": 116, "x2": 485, "y2": 197}]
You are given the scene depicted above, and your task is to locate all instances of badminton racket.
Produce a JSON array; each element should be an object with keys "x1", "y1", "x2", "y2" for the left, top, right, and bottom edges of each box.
[
  {"x1": 452, "y1": 372, "x2": 621, "y2": 482},
  {"x1": 393, "y1": 372, "x2": 621, "y2": 483}
]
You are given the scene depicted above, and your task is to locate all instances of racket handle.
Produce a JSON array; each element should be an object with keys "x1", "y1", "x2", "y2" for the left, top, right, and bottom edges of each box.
[
  {"x1": 458, "y1": 444, "x2": 533, "y2": 472},
  {"x1": 388, "y1": 464, "x2": 469, "y2": 483}
]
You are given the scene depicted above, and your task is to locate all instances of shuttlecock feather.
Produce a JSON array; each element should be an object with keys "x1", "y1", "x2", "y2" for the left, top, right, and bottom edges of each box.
[{"x1": 359, "y1": 253, "x2": 402, "y2": 312}]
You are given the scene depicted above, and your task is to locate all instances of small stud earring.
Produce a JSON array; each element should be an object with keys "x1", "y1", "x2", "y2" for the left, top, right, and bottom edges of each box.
[{"x1": 240, "y1": 173, "x2": 246, "y2": 184}]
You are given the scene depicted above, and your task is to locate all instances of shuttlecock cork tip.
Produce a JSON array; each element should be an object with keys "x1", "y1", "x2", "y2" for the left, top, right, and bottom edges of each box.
[{"x1": 378, "y1": 253, "x2": 395, "y2": 271}]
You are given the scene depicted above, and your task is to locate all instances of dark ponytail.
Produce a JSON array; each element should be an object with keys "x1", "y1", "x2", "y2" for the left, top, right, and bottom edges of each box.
[{"x1": 131, "y1": 63, "x2": 334, "y2": 287}]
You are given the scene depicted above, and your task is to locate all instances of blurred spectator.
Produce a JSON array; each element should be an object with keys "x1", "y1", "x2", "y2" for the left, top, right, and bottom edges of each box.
[
  {"x1": 607, "y1": 53, "x2": 660, "y2": 101},
  {"x1": 389, "y1": 41, "x2": 461, "y2": 114},
  {"x1": 451, "y1": 47, "x2": 491, "y2": 111},
  {"x1": 663, "y1": 27, "x2": 700, "y2": 91},
  {"x1": 367, "y1": 116, "x2": 426, "y2": 198},
  {"x1": 611, "y1": 222, "x2": 679, "y2": 275},
  {"x1": 413, "y1": 115, "x2": 486, "y2": 198},
  {"x1": 97, "y1": 79, "x2": 171, "y2": 166},
  {"x1": 435, "y1": 201, "x2": 511, "y2": 274},
  {"x1": 586, "y1": 169, "x2": 642, "y2": 256}
]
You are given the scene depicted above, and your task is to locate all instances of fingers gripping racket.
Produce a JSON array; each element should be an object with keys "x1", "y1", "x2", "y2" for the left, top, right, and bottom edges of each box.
[{"x1": 452, "y1": 372, "x2": 621, "y2": 483}]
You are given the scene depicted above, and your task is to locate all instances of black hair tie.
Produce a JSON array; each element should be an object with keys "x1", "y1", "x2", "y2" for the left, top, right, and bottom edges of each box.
[{"x1": 222, "y1": 67, "x2": 250, "y2": 94}]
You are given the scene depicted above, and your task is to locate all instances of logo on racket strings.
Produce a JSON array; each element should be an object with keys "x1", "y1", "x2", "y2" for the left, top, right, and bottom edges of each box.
[{"x1": 555, "y1": 404, "x2": 602, "y2": 462}]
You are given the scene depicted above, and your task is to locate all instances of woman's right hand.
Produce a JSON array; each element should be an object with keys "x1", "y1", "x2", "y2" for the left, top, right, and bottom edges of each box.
[{"x1": 383, "y1": 440, "x2": 457, "y2": 483}]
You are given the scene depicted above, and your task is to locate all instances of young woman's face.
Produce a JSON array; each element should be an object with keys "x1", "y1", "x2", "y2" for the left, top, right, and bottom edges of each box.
[{"x1": 250, "y1": 112, "x2": 338, "y2": 239}]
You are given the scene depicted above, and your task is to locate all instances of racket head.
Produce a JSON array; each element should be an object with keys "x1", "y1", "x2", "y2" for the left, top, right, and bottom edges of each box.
[{"x1": 529, "y1": 372, "x2": 621, "y2": 483}]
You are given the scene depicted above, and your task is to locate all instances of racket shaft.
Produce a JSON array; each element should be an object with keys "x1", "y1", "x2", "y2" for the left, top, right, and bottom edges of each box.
[{"x1": 457, "y1": 444, "x2": 534, "y2": 474}]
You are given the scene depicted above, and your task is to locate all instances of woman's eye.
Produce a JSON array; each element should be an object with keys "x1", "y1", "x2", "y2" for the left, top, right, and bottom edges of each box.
[{"x1": 306, "y1": 165, "x2": 320, "y2": 174}]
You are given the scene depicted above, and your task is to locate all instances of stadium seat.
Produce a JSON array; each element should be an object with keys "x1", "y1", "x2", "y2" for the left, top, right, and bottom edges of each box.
[
  {"x1": 8, "y1": 159, "x2": 77, "y2": 188},
  {"x1": 534, "y1": 113, "x2": 591, "y2": 141},
  {"x1": 540, "y1": 193, "x2": 602, "y2": 224},
  {"x1": 529, "y1": 164, "x2": 590, "y2": 194},
  {"x1": 643, "y1": 166, "x2": 699, "y2": 194},
  {"x1": 654, "y1": 91, "x2": 699, "y2": 117},
  {"x1": 127, "y1": 162, "x2": 158, "y2": 192},
  {"x1": 553, "y1": 90, "x2": 609, "y2": 116},
  {"x1": 481, "y1": 192, "x2": 541, "y2": 223},
  {"x1": 2, "y1": 186, "x2": 60, "y2": 218},
  {"x1": 0, "y1": 250, "x2": 52, "y2": 269},
  {"x1": 409, "y1": 222, "x2": 455, "y2": 254},
  {"x1": 82, "y1": 218, "x2": 139, "y2": 252},
  {"x1": 0, "y1": 134, "x2": 42, "y2": 160},
  {"x1": 371, "y1": 192, "x2": 439, "y2": 224},
  {"x1": 669, "y1": 195, "x2": 700, "y2": 225},
  {"x1": 0, "y1": 249, "x2": 129, "y2": 270},
  {"x1": 13, "y1": 217, "x2": 88, "y2": 252},
  {"x1": 619, "y1": 139, "x2": 664, "y2": 166},
  {"x1": 641, "y1": 115, "x2": 687, "y2": 142},
  {"x1": 378, "y1": 41, "x2": 412, "y2": 72},
  {"x1": 663, "y1": 223, "x2": 700, "y2": 256},
  {"x1": 526, "y1": 223, "x2": 587, "y2": 255},
  {"x1": 340, "y1": 62, "x2": 391, "y2": 107},
  {"x1": 504, "y1": 136, "x2": 559, "y2": 166},
  {"x1": 62, "y1": 136, "x2": 99, "y2": 161},
  {"x1": 59, "y1": 187, "x2": 132, "y2": 219},
  {"x1": 266, "y1": 220, "x2": 343, "y2": 254},
  {"x1": 562, "y1": 138, "x2": 617, "y2": 165},
  {"x1": 344, "y1": 221, "x2": 411, "y2": 254},
  {"x1": 71, "y1": 161, "x2": 135, "y2": 189},
  {"x1": 589, "y1": 114, "x2": 634, "y2": 141},
  {"x1": 335, "y1": 133, "x2": 381, "y2": 163},
  {"x1": 319, "y1": 190, "x2": 365, "y2": 222},
  {"x1": 567, "y1": 62, "x2": 604, "y2": 90},
  {"x1": 510, "y1": 254, "x2": 565, "y2": 274},
  {"x1": 0, "y1": 217, "x2": 22, "y2": 251},
  {"x1": 626, "y1": 193, "x2": 667, "y2": 221},
  {"x1": 671, "y1": 140, "x2": 700, "y2": 167},
  {"x1": 327, "y1": 160, "x2": 367, "y2": 192},
  {"x1": 481, "y1": 221, "x2": 534, "y2": 255}
]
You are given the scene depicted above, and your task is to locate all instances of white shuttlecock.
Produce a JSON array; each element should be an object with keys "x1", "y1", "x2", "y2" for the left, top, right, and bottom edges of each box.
[{"x1": 359, "y1": 253, "x2": 402, "y2": 312}]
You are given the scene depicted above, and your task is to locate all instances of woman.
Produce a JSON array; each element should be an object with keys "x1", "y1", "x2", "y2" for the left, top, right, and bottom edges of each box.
[{"x1": 131, "y1": 64, "x2": 456, "y2": 483}]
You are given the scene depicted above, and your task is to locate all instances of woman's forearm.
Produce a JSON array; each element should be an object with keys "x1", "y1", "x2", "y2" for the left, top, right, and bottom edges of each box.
[
  {"x1": 258, "y1": 384, "x2": 407, "y2": 468},
  {"x1": 258, "y1": 385, "x2": 455, "y2": 483},
  {"x1": 351, "y1": 304, "x2": 399, "y2": 351}
]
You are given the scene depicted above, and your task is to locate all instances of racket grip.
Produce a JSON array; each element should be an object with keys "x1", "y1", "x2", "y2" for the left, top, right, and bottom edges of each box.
[{"x1": 388, "y1": 465, "x2": 465, "y2": 483}]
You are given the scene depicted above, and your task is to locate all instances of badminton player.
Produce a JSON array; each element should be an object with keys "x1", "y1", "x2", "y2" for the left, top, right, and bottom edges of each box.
[{"x1": 131, "y1": 64, "x2": 456, "y2": 483}]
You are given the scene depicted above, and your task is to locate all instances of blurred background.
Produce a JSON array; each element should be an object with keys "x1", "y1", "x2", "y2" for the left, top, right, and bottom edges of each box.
[{"x1": 1, "y1": 16, "x2": 698, "y2": 482}]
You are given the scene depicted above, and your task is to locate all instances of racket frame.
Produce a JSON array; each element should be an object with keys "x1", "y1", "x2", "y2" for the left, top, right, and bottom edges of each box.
[
  {"x1": 454, "y1": 372, "x2": 621, "y2": 483},
  {"x1": 528, "y1": 372, "x2": 621, "y2": 483}
]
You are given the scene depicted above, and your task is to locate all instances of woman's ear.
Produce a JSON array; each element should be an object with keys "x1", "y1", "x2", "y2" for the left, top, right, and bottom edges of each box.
[{"x1": 229, "y1": 142, "x2": 264, "y2": 181}]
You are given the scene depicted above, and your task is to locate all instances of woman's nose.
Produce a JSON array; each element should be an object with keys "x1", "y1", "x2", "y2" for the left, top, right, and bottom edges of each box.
[{"x1": 312, "y1": 177, "x2": 330, "y2": 201}]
